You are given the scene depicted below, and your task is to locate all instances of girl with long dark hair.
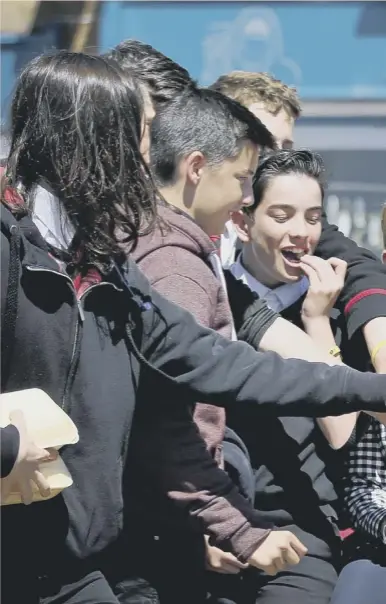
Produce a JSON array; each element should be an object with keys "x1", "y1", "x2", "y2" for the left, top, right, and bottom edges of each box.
[{"x1": 3, "y1": 52, "x2": 386, "y2": 604}]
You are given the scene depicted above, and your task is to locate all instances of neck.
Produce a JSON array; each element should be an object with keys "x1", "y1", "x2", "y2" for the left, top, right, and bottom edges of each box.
[
  {"x1": 241, "y1": 243, "x2": 283, "y2": 289},
  {"x1": 158, "y1": 183, "x2": 196, "y2": 222}
]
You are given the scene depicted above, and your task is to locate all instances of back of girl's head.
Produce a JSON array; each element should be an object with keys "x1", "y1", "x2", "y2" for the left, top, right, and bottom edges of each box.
[
  {"x1": 4, "y1": 50, "x2": 157, "y2": 269},
  {"x1": 245, "y1": 149, "x2": 325, "y2": 215}
]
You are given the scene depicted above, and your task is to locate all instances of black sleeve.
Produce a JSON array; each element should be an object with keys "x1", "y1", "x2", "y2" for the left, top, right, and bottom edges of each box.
[
  {"x1": 126, "y1": 259, "x2": 386, "y2": 418},
  {"x1": 316, "y1": 213, "x2": 386, "y2": 338},
  {"x1": 224, "y1": 270, "x2": 279, "y2": 348},
  {"x1": 1, "y1": 425, "x2": 20, "y2": 477}
]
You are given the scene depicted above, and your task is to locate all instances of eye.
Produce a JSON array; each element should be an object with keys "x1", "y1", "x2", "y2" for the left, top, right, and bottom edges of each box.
[
  {"x1": 273, "y1": 214, "x2": 289, "y2": 223},
  {"x1": 306, "y1": 212, "x2": 322, "y2": 225}
]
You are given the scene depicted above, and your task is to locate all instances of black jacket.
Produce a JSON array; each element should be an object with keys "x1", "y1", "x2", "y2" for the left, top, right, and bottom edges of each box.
[
  {"x1": 317, "y1": 214, "x2": 386, "y2": 339},
  {"x1": 2, "y1": 204, "x2": 386, "y2": 578},
  {"x1": 224, "y1": 271, "x2": 377, "y2": 552}
]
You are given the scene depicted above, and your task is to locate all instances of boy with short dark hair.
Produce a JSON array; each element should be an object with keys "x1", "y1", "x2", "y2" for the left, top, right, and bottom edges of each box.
[{"x1": 212, "y1": 70, "x2": 386, "y2": 374}]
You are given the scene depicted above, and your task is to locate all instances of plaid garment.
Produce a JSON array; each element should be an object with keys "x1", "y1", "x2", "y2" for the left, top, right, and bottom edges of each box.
[{"x1": 343, "y1": 417, "x2": 386, "y2": 544}]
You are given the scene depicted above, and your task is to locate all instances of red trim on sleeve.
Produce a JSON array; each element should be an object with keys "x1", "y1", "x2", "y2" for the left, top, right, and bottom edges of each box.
[
  {"x1": 339, "y1": 528, "x2": 354, "y2": 540},
  {"x1": 344, "y1": 289, "x2": 386, "y2": 316}
]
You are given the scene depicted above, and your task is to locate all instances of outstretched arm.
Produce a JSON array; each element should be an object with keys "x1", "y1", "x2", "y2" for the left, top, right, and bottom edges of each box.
[{"x1": 125, "y1": 258, "x2": 386, "y2": 418}]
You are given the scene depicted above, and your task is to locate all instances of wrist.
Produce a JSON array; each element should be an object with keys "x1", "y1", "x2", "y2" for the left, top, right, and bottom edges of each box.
[{"x1": 302, "y1": 314, "x2": 330, "y2": 332}]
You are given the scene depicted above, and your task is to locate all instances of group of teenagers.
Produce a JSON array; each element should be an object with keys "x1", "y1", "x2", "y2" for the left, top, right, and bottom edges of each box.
[{"x1": 1, "y1": 39, "x2": 386, "y2": 604}]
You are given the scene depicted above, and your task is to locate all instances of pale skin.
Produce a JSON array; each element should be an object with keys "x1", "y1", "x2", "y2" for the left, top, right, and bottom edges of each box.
[
  {"x1": 139, "y1": 86, "x2": 156, "y2": 164},
  {"x1": 232, "y1": 172, "x2": 358, "y2": 450},
  {"x1": 248, "y1": 101, "x2": 386, "y2": 378},
  {"x1": 158, "y1": 142, "x2": 258, "y2": 237}
]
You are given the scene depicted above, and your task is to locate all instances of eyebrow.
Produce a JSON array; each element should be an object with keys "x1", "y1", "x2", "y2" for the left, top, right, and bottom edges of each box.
[{"x1": 269, "y1": 204, "x2": 322, "y2": 211}]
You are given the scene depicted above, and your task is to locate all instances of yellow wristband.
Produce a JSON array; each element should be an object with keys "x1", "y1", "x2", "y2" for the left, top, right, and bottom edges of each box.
[
  {"x1": 329, "y1": 345, "x2": 341, "y2": 359},
  {"x1": 371, "y1": 340, "x2": 386, "y2": 367}
]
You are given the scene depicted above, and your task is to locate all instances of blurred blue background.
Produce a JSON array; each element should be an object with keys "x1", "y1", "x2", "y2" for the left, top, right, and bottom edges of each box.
[
  {"x1": 1, "y1": 1, "x2": 385, "y2": 252},
  {"x1": 99, "y1": 1, "x2": 386, "y2": 100}
]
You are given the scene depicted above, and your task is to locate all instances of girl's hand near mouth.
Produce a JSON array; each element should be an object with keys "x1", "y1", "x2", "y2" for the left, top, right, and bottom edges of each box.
[{"x1": 300, "y1": 256, "x2": 347, "y2": 323}]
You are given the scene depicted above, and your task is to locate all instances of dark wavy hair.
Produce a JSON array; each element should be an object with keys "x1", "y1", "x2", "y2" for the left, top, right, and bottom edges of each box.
[
  {"x1": 244, "y1": 149, "x2": 325, "y2": 215},
  {"x1": 3, "y1": 50, "x2": 158, "y2": 271},
  {"x1": 105, "y1": 39, "x2": 196, "y2": 106}
]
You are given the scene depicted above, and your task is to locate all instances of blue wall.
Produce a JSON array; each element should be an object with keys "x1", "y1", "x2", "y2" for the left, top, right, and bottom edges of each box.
[
  {"x1": 2, "y1": 1, "x2": 385, "y2": 114},
  {"x1": 100, "y1": 1, "x2": 386, "y2": 100},
  {"x1": 1, "y1": 27, "x2": 59, "y2": 119}
]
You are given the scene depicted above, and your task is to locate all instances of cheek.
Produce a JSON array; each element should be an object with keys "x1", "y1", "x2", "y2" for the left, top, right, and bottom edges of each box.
[
  {"x1": 219, "y1": 180, "x2": 243, "y2": 209},
  {"x1": 254, "y1": 220, "x2": 286, "y2": 253},
  {"x1": 250, "y1": 224, "x2": 279, "y2": 255},
  {"x1": 309, "y1": 226, "x2": 322, "y2": 252}
]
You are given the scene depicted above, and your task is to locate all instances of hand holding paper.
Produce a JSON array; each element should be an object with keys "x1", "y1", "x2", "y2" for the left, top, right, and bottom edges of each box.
[
  {"x1": 0, "y1": 389, "x2": 79, "y2": 505},
  {"x1": 1, "y1": 410, "x2": 58, "y2": 505}
]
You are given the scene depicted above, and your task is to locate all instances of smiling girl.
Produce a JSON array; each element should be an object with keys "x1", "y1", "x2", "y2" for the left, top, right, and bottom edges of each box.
[{"x1": 207, "y1": 150, "x2": 364, "y2": 604}]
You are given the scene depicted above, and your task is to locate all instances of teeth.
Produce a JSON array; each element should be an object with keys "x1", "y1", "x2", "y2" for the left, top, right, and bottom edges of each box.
[{"x1": 282, "y1": 249, "x2": 305, "y2": 257}]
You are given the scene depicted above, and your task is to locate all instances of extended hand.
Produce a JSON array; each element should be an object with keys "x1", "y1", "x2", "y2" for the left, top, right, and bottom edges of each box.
[
  {"x1": 248, "y1": 530, "x2": 307, "y2": 576},
  {"x1": 301, "y1": 256, "x2": 347, "y2": 321},
  {"x1": 205, "y1": 536, "x2": 249, "y2": 575},
  {"x1": 1, "y1": 410, "x2": 58, "y2": 505}
]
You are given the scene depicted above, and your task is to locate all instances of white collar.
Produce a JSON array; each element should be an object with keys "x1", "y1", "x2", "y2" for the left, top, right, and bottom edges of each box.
[
  {"x1": 221, "y1": 221, "x2": 239, "y2": 269},
  {"x1": 229, "y1": 254, "x2": 309, "y2": 313},
  {"x1": 31, "y1": 183, "x2": 75, "y2": 250}
]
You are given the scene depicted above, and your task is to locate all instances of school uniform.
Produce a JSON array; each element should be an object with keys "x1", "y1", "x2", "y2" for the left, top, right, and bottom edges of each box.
[{"x1": 207, "y1": 253, "x2": 372, "y2": 604}]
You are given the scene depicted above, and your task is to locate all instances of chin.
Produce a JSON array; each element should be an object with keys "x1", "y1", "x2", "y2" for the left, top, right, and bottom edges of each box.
[{"x1": 280, "y1": 269, "x2": 303, "y2": 283}]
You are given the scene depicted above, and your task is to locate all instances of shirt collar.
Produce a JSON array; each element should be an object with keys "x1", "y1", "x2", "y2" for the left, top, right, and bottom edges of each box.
[
  {"x1": 229, "y1": 253, "x2": 309, "y2": 313},
  {"x1": 31, "y1": 182, "x2": 75, "y2": 251}
]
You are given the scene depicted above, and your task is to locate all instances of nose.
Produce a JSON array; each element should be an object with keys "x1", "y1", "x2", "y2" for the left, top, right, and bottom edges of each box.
[
  {"x1": 241, "y1": 178, "x2": 254, "y2": 207},
  {"x1": 288, "y1": 216, "x2": 309, "y2": 240}
]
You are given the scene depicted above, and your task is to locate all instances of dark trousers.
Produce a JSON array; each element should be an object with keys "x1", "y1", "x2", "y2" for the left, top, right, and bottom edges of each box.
[
  {"x1": 110, "y1": 530, "x2": 206, "y2": 604},
  {"x1": 1, "y1": 570, "x2": 119, "y2": 604},
  {"x1": 40, "y1": 571, "x2": 119, "y2": 604},
  {"x1": 206, "y1": 527, "x2": 339, "y2": 604},
  {"x1": 330, "y1": 559, "x2": 386, "y2": 604}
]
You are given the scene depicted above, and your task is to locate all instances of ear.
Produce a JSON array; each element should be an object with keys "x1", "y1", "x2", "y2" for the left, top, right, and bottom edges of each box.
[
  {"x1": 382, "y1": 250, "x2": 386, "y2": 265},
  {"x1": 185, "y1": 151, "x2": 206, "y2": 186},
  {"x1": 230, "y1": 209, "x2": 251, "y2": 243}
]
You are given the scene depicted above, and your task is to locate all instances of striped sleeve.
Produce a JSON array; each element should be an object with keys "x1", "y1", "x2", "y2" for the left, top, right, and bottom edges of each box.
[{"x1": 343, "y1": 418, "x2": 386, "y2": 544}]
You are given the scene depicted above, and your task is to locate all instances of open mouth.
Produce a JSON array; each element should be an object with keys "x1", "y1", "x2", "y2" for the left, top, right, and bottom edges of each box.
[{"x1": 281, "y1": 249, "x2": 306, "y2": 266}]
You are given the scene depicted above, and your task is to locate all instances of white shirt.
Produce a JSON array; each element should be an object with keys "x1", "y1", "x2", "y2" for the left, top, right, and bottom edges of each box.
[
  {"x1": 221, "y1": 221, "x2": 239, "y2": 269},
  {"x1": 228, "y1": 253, "x2": 309, "y2": 313},
  {"x1": 31, "y1": 183, "x2": 75, "y2": 251}
]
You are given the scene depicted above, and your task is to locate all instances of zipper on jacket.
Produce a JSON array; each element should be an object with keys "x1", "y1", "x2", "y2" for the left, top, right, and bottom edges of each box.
[
  {"x1": 60, "y1": 281, "x2": 123, "y2": 412},
  {"x1": 25, "y1": 265, "x2": 85, "y2": 322},
  {"x1": 26, "y1": 265, "x2": 84, "y2": 411},
  {"x1": 26, "y1": 265, "x2": 122, "y2": 412}
]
